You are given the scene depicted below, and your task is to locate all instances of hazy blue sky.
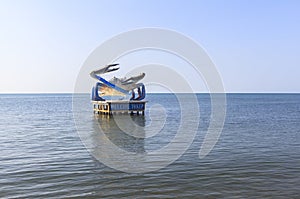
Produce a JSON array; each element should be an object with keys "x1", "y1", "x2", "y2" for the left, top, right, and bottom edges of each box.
[{"x1": 0, "y1": 0, "x2": 299, "y2": 93}]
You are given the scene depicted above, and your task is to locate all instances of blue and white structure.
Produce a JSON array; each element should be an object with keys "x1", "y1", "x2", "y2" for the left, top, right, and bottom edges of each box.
[{"x1": 90, "y1": 64, "x2": 147, "y2": 114}]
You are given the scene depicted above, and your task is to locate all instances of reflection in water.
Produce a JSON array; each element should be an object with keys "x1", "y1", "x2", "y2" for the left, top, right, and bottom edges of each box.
[{"x1": 92, "y1": 114, "x2": 146, "y2": 153}]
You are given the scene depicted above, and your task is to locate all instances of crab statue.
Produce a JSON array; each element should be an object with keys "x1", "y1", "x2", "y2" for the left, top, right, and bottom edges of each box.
[{"x1": 90, "y1": 64, "x2": 146, "y2": 101}]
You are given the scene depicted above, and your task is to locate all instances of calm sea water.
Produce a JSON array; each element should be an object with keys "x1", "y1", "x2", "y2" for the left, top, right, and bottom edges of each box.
[{"x1": 0, "y1": 94, "x2": 299, "y2": 198}]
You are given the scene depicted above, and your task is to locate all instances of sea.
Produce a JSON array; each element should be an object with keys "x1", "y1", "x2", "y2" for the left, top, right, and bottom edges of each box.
[{"x1": 0, "y1": 93, "x2": 299, "y2": 198}]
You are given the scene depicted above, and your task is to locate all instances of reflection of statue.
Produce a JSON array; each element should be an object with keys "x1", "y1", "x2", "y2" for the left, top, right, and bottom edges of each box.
[{"x1": 92, "y1": 114, "x2": 146, "y2": 153}]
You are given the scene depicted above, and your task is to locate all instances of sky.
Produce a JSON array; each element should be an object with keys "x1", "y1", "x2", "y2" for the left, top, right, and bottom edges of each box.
[{"x1": 0, "y1": 0, "x2": 299, "y2": 93}]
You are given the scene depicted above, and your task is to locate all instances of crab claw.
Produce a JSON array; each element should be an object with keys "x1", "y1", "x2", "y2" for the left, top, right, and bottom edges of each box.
[
  {"x1": 90, "y1": 64, "x2": 120, "y2": 78},
  {"x1": 106, "y1": 63, "x2": 120, "y2": 73},
  {"x1": 121, "y1": 73, "x2": 145, "y2": 85},
  {"x1": 107, "y1": 63, "x2": 119, "y2": 67}
]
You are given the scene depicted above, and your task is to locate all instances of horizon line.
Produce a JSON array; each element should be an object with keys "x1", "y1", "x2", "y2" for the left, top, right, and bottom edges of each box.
[{"x1": 0, "y1": 92, "x2": 300, "y2": 95}]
